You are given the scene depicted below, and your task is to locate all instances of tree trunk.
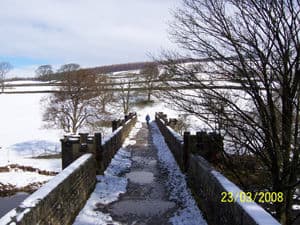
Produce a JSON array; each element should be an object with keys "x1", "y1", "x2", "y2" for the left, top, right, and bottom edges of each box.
[
  {"x1": 101, "y1": 103, "x2": 106, "y2": 113},
  {"x1": 72, "y1": 120, "x2": 78, "y2": 134}
]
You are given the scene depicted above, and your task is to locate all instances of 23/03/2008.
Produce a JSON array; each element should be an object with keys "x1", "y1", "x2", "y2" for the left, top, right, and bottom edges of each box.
[{"x1": 221, "y1": 191, "x2": 284, "y2": 203}]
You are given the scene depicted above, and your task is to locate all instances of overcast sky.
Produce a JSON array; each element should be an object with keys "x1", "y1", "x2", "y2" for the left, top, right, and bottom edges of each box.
[{"x1": 0, "y1": 0, "x2": 181, "y2": 77}]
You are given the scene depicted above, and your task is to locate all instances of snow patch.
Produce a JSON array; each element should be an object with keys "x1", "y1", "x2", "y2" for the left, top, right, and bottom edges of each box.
[
  {"x1": 73, "y1": 150, "x2": 131, "y2": 225},
  {"x1": 167, "y1": 125, "x2": 183, "y2": 142},
  {"x1": 150, "y1": 122, "x2": 207, "y2": 225},
  {"x1": 104, "y1": 148, "x2": 131, "y2": 177},
  {"x1": 292, "y1": 205, "x2": 300, "y2": 210},
  {"x1": 0, "y1": 171, "x2": 53, "y2": 188}
]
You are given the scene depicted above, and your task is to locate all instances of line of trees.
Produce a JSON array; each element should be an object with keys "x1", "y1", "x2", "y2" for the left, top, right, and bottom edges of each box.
[{"x1": 35, "y1": 63, "x2": 81, "y2": 81}]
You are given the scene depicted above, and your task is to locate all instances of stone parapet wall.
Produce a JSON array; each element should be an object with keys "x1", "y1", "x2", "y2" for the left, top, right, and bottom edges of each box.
[
  {"x1": 0, "y1": 154, "x2": 96, "y2": 225},
  {"x1": 100, "y1": 114, "x2": 137, "y2": 172},
  {"x1": 155, "y1": 114, "x2": 184, "y2": 170},
  {"x1": 155, "y1": 112, "x2": 280, "y2": 225},
  {"x1": 61, "y1": 112, "x2": 137, "y2": 174},
  {"x1": 189, "y1": 154, "x2": 280, "y2": 225}
]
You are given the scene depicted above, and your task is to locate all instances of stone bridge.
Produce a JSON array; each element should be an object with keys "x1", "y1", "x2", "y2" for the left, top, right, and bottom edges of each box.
[{"x1": 0, "y1": 112, "x2": 280, "y2": 225}]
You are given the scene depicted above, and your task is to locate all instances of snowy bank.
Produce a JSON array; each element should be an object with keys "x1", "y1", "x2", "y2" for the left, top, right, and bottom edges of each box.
[{"x1": 0, "y1": 154, "x2": 96, "y2": 225}]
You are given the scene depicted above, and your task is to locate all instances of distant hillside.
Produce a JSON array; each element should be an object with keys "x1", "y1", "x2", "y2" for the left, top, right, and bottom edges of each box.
[
  {"x1": 83, "y1": 58, "x2": 208, "y2": 74},
  {"x1": 86, "y1": 61, "x2": 157, "y2": 74},
  {"x1": 31, "y1": 58, "x2": 208, "y2": 81},
  {"x1": 31, "y1": 61, "x2": 157, "y2": 81}
]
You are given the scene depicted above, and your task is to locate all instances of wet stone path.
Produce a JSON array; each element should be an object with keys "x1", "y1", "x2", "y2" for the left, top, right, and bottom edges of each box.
[
  {"x1": 99, "y1": 123, "x2": 178, "y2": 224},
  {"x1": 74, "y1": 122, "x2": 206, "y2": 225}
]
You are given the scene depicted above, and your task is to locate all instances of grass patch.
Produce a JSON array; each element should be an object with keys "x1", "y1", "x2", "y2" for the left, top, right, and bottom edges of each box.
[{"x1": 134, "y1": 99, "x2": 155, "y2": 107}]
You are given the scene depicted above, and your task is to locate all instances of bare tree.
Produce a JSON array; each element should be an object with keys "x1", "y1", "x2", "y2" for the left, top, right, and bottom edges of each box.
[
  {"x1": 162, "y1": 0, "x2": 300, "y2": 224},
  {"x1": 35, "y1": 65, "x2": 53, "y2": 81},
  {"x1": 93, "y1": 74, "x2": 114, "y2": 113},
  {"x1": 0, "y1": 62, "x2": 12, "y2": 92},
  {"x1": 140, "y1": 64, "x2": 159, "y2": 102},
  {"x1": 42, "y1": 69, "x2": 97, "y2": 134},
  {"x1": 118, "y1": 79, "x2": 133, "y2": 115}
]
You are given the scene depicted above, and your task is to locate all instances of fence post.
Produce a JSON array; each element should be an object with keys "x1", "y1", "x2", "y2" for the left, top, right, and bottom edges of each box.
[
  {"x1": 61, "y1": 137, "x2": 73, "y2": 169},
  {"x1": 208, "y1": 132, "x2": 223, "y2": 162},
  {"x1": 112, "y1": 120, "x2": 118, "y2": 132},
  {"x1": 196, "y1": 132, "x2": 204, "y2": 152},
  {"x1": 79, "y1": 133, "x2": 89, "y2": 152},
  {"x1": 183, "y1": 132, "x2": 190, "y2": 172},
  {"x1": 162, "y1": 114, "x2": 168, "y2": 124},
  {"x1": 94, "y1": 133, "x2": 102, "y2": 150},
  {"x1": 94, "y1": 132, "x2": 102, "y2": 174}
]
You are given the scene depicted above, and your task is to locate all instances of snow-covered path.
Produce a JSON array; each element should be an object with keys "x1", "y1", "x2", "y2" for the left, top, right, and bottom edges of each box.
[{"x1": 73, "y1": 121, "x2": 207, "y2": 225}]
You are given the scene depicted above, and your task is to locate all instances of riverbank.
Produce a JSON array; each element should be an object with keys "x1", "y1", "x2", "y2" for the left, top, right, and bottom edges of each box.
[{"x1": 0, "y1": 164, "x2": 57, "y2": 196}]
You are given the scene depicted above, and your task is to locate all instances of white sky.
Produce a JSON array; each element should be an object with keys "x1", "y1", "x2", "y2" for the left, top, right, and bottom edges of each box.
[{"x1": 0, "y1": 0, "x2": 181, "y2": 77}]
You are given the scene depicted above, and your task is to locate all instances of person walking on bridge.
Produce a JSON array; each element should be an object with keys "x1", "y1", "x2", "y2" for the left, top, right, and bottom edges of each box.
[{"x1": 145, "y1": 114, "x2": 150, "y2": 126}]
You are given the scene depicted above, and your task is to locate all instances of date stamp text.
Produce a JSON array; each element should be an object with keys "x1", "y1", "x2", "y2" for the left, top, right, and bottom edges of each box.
[{"x1": 221, "y1": 191, "x2": 284, "y2": 203}]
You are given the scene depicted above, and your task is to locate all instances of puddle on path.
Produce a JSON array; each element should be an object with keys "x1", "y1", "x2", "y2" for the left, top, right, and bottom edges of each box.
[
  {"x1": 110, "y1": 199, "x2": 175, "y2": 217},
  {"x1": 132, "y1": 156, "x2": 157, "y2": 166},
  {"x1": 126, "y1": 171, "x2": 154, "y2": 184}
]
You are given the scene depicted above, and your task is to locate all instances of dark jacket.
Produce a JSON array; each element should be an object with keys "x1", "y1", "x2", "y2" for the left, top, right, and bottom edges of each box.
[{"x1": 145, "y1": 115, "x2": 150, "y2": 121}]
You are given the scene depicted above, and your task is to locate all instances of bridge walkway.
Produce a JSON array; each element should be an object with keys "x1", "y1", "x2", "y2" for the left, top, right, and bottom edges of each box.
[{"x1": 73, "y1": 121, "x2": 207, "y2": 225}]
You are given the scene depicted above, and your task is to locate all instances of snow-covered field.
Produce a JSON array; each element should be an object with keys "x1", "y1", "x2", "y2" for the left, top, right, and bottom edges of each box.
[
  {"x1": 0, "y1": 92, "x2": 62, "y2": 190},
  {"x1": 0, "y1": 93, "x2": 61, "y2": 148},
  {"x1": 0, "y1": 79, "x2": 205, "y2": 198}
]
